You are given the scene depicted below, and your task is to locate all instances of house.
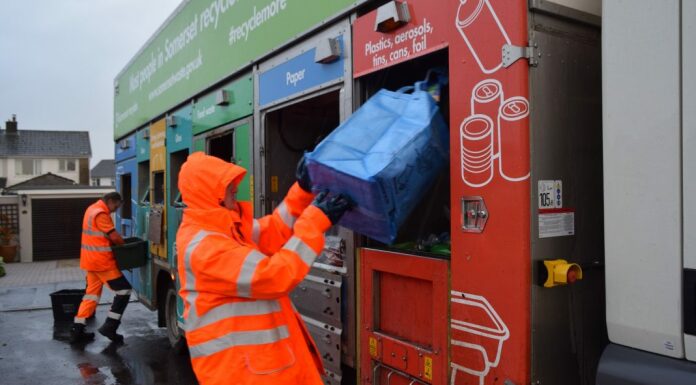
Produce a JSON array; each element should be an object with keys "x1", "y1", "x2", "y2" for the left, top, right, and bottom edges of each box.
[
  {"x1": 0, "y1": 115, "x2": 92, "y2": 187},
  {"x1": 0, "y1": 115, "x2": 108, "y2": 262},
  {"x1": 90, "y1": 159, "x2": 115, "y2": 186}
]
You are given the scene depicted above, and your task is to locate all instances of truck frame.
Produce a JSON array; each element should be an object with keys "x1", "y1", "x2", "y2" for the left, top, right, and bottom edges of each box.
[{"x1": 112, "y1": 1, "x2": 696, "y2": 384}]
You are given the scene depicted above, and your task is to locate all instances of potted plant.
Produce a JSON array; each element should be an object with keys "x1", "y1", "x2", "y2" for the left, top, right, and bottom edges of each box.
[{"x1": 0, "y1": 215, "x2": 17, "y2": 263}]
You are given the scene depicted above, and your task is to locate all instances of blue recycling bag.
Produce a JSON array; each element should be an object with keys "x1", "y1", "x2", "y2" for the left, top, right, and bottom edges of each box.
[{"x1": 305, "y1": 80, "x2": 449, "y2": 244}]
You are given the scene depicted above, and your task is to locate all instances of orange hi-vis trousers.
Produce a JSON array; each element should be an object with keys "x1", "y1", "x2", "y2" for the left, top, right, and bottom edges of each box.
[{"x1": 74, "y1": 268, "x2": 132, "y2": 324}]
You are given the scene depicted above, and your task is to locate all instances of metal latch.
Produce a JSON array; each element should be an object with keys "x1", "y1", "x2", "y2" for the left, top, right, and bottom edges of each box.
[
  {"x1": 374, "y1": 1, "x2": 411, "y2": 32},
  {"x1": 461, "y1": 196, "x2": 488, "y2": 233},
  {"x1": 215, "y1": 89, "x2": 231, "y2": 106},
  {"x1": 502, "y1": 43, "x2": 539, "y2": 68},
  {"x1": 166, "y1": 115, "x2": 177, "y2": 128},
  {"x1": 314, "y1": 37, "x2": 342, "y2": 64}
]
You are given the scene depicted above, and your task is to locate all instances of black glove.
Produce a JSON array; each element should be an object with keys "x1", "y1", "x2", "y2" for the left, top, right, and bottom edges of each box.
[
  {"x1": 296, "y1": 156, "x2": 312, "y2": 192},
  {"x1": 312, "y1": 191, "x2": 352, "y2": 225}
]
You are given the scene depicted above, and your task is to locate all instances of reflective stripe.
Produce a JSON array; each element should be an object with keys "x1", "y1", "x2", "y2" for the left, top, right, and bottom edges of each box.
[
  {"x1": 236, "y1": 250, "x2": 265, "y2": 298},
  {"x1": 74, "y1": 317, "x2": 86, "y2": 324},
  {"x1": 182, "y1": 231, "x2": 280, "y2": 331},
  {"x1": 83, "y1": 229, "x2": 108, "y2": 237},
  {"x1": 115, "y1": 289, "x2": 132, "y2": 296},
  {"x1": 87, "y1": 213, "x2": 102, "y2": 234},
  {"x1": 183, "y1": 230, "x2": 233, "y2": 330},
  {"x1": 107, "y1": 311, "x2": 122, "y2": 320},
  {"x1": 82, "y1": 205, "x2": 112, "y2": 261},
  {"x1": 283, "y1": 236, "x2": 317, "y2": 267},
  {"x1": 83, "y1": 294, "x2": 100, "y2": 302},
  {"x1": 252, "y1": 220, "x2": 260, "y2": 244},
  {"x1": 87, "y1": 214, "x2": 95, "y2": 231},
  {"x1": 189, "y1": 325, "x2": 290, "y2": 359},
  {"x1": 183, "y1": 230, "x2": 216, "y2": 323},
  {"x1": 81, "y1": 245, "x2": 112, "y2": 252},
  {"x1": 184, "y1": 300, "x2": 281, "y2": 331},
  {"x1": 276, "y1": 202, "x2": 296, "y2": 229}
]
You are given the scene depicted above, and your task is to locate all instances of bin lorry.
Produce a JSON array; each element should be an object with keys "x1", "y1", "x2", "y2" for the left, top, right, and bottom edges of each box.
[{"x1": 112, "y1": 0, "x2": 695, "y2": 384}]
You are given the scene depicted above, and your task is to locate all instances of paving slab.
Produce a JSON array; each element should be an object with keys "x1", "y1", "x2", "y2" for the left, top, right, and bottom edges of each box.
[
  {"x1": 0, "y1": 260, "x2": 84, "y2": 288},
  {"x1": 0, "y1": 260, "x2": 136, "y2": 311}
]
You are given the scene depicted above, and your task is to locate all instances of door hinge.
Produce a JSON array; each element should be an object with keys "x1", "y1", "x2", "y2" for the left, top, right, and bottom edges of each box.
[
  {"x1": 259, "y1": 146, "x2": 265, "y2": 157},
  {"x1": 502, "y1": 42, "x2": 539, "y2": 68}
]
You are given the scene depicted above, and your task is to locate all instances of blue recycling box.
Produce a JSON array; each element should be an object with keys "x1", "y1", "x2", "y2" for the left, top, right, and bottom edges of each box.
[{"x1": 305, "y1": 82, "x2": 449, "y2": 244}]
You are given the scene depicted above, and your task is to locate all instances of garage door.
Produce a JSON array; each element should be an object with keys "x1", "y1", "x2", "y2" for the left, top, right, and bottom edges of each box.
[{"x1": 32, "y1": 198, "x2": 96, "y2": 261}]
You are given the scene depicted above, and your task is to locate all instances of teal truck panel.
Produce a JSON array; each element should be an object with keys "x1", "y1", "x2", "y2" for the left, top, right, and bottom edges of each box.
[
  {"x1": 135, "y1": 126, "x2": 152, "y2": 302},
  {"x1": 136, "y1": 127, "x2": 151, "y2": 162},
  {"x1": 136, "y1": 205, "x2": 153, "y2": 301},
  {"x1": 167, "y1": 206, "x2": 186, "y2": 270},
  {"x1": 166, "y1": 104, "x2": 193, "y2": 152},
  {"x1": 192, "y1": 75, "x2": 253, "y2": 135},
  {"x1": 166, "y1": 104, "x2": 192, "y2": 267},
  {"x1": 114, "y1": 0, "x2": 361, "y2": 139}
]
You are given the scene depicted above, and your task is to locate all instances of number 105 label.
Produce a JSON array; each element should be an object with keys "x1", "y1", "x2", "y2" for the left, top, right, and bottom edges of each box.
[{"x1": 538, "y1": 180, "x2": 562, "y2": 209}]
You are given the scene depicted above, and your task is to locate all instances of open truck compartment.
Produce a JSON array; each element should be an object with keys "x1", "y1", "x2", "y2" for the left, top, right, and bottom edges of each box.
[{"x1": 257, "y1": 20, "x2": 356, "y2": 383}]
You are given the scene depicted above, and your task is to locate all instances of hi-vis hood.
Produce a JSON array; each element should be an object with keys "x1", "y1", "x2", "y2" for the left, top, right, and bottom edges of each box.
[{"x1": 179, "y1": 152, "x2": 247, "y2": 211}]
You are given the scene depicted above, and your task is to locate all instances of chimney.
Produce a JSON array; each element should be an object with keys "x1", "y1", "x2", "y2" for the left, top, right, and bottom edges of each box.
[{"x1": 5, "y1": 115, "x2": 17, "y2": 135}]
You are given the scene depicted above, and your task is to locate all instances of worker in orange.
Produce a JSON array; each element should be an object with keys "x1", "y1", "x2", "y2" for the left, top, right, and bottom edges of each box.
[
  {"x1": 70, "y1": 192, "x2": 132, "y2": 344},
  {"x1": 176, "y1": 152, "x2": 351, "y2": 385}
]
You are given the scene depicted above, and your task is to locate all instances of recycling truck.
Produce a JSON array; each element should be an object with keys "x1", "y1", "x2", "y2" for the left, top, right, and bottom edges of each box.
[{"x1": 112, "y1": 0, "x2": 695, "y2": 384}]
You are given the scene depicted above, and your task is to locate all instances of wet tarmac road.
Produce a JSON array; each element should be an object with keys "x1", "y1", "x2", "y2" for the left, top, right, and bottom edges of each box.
[{"x1": 0, "y1": 302, "x2": 199, "y2": 385}]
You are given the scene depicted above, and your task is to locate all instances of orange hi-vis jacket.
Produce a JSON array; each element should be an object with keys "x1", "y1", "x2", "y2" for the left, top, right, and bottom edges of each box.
[
  {"x1": 176, "y1": 152, "x2": 331, "y2": 385},
  {"x1": 80, "y1": 200, "x2": 117, "y2": 271}
]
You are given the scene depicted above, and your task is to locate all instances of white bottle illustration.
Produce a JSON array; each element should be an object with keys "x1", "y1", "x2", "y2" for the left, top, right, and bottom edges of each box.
[
  {"x1": 456, "y1": 0, "x2": 511, "y2": 74},
  {"x1": 450, "y1": 291, "x2": 510, "y2": 385}
]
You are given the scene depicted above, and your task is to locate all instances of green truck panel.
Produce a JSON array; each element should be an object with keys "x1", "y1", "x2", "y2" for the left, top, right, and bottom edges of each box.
[
  {"x1": 192, "y1": 75, "x2": 253, "y2": 135},
  {"x1": 114, "y1": 0, "x2": 359, "y2": 139}
]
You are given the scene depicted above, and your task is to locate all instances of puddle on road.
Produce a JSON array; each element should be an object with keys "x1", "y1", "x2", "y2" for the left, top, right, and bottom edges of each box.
[{"x1": 2, "y1": 304, "x2": 198, "y2": 385}]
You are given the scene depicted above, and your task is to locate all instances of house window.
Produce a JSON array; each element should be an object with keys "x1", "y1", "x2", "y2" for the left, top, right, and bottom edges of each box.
[
  {"x1": 15, "y1": 159, "x2": 41, "y2": 175},
  {"x1": 92, "y1": 178, "x2": 100, "y2": 186},
  {"x1": 59, "y1": 159, "x2": 76, "y2": 172}
]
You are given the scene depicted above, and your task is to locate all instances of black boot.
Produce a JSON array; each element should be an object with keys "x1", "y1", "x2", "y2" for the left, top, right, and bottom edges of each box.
[
  {"x1": 98, "y1": 318, "x2": 124, "y2": 343},
  {"x1": 69, "y1": 323, "x2": 95, "y2": 344}
]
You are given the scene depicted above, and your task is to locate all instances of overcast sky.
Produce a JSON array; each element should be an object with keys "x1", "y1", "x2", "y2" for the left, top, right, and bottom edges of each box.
[{"x1": 0, "y1": 0, "x2": 182, "y2": 166}]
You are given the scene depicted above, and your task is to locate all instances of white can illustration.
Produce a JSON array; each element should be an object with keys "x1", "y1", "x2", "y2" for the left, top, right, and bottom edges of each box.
[
  {"x1": 450, "y1": 291, "x2": 510, "y2": 385},
  {"x1": 456, "y1": 0, "x2": 511, "y2": 74},
  {"x1": 471, "y1": 79, "x2": 504, "y2": 154},
  {"x1": 461, "y1": 114, "x2": 495, "y2": 188},
  {"x1": 497, "y1": 96, "x2": 530, "y2": 182}
]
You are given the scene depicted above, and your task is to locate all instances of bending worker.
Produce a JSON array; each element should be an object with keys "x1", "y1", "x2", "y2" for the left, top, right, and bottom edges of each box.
[
  {"x1": 70, "y1": 192, "x2": 132, "y2": 344},
  {"x1": 176, "y1": 152, "x2": 350, "y2": 385}
]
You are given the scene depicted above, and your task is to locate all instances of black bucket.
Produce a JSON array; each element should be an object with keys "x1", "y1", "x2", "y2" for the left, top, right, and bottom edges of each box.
[{"x1": 50, "y1": 289, "x2": 85, "y2": 323}]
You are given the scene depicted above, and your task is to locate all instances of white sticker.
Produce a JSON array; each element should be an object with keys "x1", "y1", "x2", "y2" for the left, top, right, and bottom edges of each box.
[
  {"x1": 538, "y1": 180, "x2": 562, "y2": 209},
  {"x1": 539, "y1": 211, "x2": 575, "y2": 238}
]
